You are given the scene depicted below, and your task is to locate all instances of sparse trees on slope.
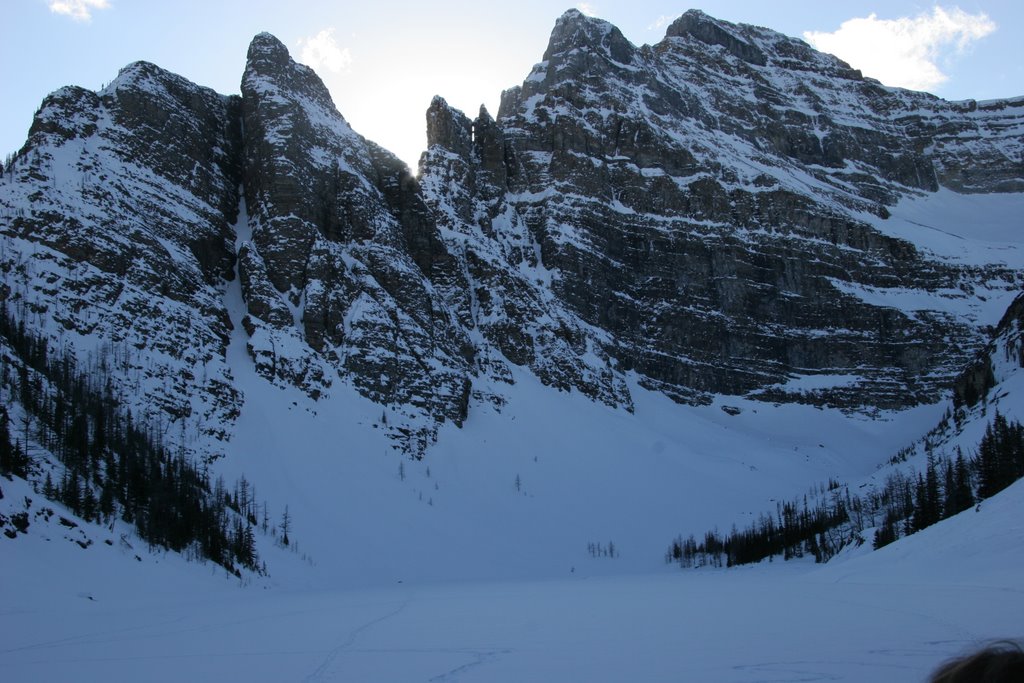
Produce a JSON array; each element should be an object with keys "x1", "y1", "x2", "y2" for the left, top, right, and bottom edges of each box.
[
  {"x1": 0, "y1": 303, "x2": 283, "y2": 575},
  {"x1": 670, "y1": 413, "x2": 1024, "y2": 569}
]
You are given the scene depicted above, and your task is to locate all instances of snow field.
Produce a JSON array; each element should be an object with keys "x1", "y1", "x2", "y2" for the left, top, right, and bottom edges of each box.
[{"x1": 3, "y1": 477, "x2": 1022, "y2": 682}]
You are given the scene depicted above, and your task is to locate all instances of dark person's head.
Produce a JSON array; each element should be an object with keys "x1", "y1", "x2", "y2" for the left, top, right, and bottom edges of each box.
[{"x1": 929, "y1": 641, "x2": 1024, "y2": 683}]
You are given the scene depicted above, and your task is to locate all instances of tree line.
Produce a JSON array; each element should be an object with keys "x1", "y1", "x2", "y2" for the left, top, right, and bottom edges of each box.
[
  {"x1": 0, "y1": 303, "x2": 287, "y2": 575},
  {"x1": 666, "y1": 412, "x2": 1024, "y2": 569}
]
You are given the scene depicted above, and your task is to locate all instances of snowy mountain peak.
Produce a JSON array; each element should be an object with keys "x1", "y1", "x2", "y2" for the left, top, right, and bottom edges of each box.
[
  {"x1": 543, "y1": 8, "x2": 635, "y2": 64},
  {"x1": 246, "y1": 31, "x2": 292, "y2": 67},
  {"x1": 111, "y1": 59, "x2": 188, "y2": 88},
  {"x1": 664, "y1": 9, "x2": 768, "y2": 66},
  {"x1": 243, "y1": 31, "x2": 341, "y2": 121}
]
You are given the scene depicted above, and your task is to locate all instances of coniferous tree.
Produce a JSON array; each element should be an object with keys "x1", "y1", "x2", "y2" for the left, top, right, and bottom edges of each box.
[
  {"x1": 941, "y1": 448, "x2": 974, "y2": 518},
  {"x1": 925, "y1": 453, "x2": 941, "y2": 524},
  {"x1": 0, "y1": 406, "x2": 29, "y2": 478},
  {"x1": 911, "y1": 473, "x2": 927, "y2": 532},
  {"x1": 81, "y1": 485, "x2": 98, "y2": 522},
  {"x1": 873, "y1": 515, "x2": 898, "y2": 549},
  {"x1": 977, "y1": 416, "x2": 1000, "y2": 498},
  {"x1": 280, "y1": 505, "x2": 292, "y2": 546},
  {"x1": 99, "y1": 478, "x2": 116, "y2": 522},
  {"x1": 977, "y1": 411, "x2": 1024, "y2": 500},
  {"x1": 954, "y1": 449, "x2": 974, "y2": 511}
]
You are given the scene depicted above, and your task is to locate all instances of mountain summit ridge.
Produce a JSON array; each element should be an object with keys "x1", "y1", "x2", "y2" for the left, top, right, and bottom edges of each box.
[
  {"x1": 444, "y1": 9, "x2": 1023, "y2": 410},
  {"x1": 0, "y1": 12, "x2": 1021, "y2": 458}
]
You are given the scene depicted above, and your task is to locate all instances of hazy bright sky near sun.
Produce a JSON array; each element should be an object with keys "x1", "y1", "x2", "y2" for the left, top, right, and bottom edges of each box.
[{"x1": 2, "y1": 1, "x2": 1022, "y2": 170}]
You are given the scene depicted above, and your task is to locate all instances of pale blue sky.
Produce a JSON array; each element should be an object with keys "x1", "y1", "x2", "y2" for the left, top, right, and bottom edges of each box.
[{"x1": 3, "y1": 1, "x2": 1021, "y2": 169}]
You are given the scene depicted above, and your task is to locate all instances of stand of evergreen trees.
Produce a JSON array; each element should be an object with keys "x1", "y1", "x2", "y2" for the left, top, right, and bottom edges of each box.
[
  {"x1": 975, "y1": 413, "x2": 1024, "y2": 497},
  {"x1": 667, "y1": 412, "x2": 1024, "y2": 569},
  {"x1": 0, "y1": 405, "x2": 29, "y2": 478},
  {"x1": 0, "y1": 304, "x2": 273, "y2": 576},
  {"x1": 666, "y1": 486, "x2": 853, "y2": 569}
]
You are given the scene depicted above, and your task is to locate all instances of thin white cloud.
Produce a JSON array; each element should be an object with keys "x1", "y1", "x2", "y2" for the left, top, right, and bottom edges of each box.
[
  {"x1": 648, "y1": 15, "x2": 671, "y2": 32},
  {"x1": 576, "y1": 3, "x2": 597, "y2": 17},
  {"x1": 48, "y1": 0, "x2": 111, "y2": 22},
  {"x1": 804, "y1": 7, "x2": 996, "y2": 92},
  {"x1": 297, "y1": 28, "x2": 353, "y2": 74}
]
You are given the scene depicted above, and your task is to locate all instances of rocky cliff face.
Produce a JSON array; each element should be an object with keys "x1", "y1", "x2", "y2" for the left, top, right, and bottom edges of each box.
[
  {"x1": 421, "y1": 9, "x2": 1023, "y2": 409},
  {"x1": 953, "y1": 291, "x2": 1024, "y2": 410},
  {"x1": 237, "y1": 34, "x2": 474, "y2": 450},
  {"x1": 0, "y1": 61, "x2": 244, "y2": 449},
  {"x1": 0, "y1": 11, "x2": 1021, "y2": 459},
  {"x1": 419, "y1": 96, "x2": 631, "y2": 411}
]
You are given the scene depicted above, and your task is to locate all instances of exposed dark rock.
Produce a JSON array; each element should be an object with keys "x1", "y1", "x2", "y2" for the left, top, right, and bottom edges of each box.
[
  {"x1": 953, "y1": 291, "x2": 1024, "y2": 409},
  {"x1": 0, "y1": 59, "x2": 244, "y2": 457},
  {"x1": 666, "y1": 10, "x2": 767, "y2": 66},
  {"x1": 426, "y1": 96, "x2": 473, "y2": 157},
  {"x1": 238, "y1": 32, "x2": 475, "y2": 449},
  {"x1": 422, "y1": 9, "x2": 1023, "y2": 411},
  {"x1": 543, "y1": 9, "x2": 636, "y2": 65}
]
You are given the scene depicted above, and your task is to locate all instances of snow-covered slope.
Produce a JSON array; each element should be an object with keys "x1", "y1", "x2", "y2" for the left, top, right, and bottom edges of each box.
[{"x1": 3, "y1": 460, "x2": 1022, "y2": 682}]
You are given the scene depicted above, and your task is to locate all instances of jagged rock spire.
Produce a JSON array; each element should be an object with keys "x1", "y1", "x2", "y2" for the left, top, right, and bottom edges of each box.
[
  {"x1": 664, "y1": 10, "x2": 767, "y2": 65},
  {"x1": 543, "y1": 8, "x2": 635, "y2": 63},
  {"x1": 426, "y1": 96, "x2": 473, "y2": 156},
  {"x1": 243, "y1": 32, "x2": 342, "y2": 118}
]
